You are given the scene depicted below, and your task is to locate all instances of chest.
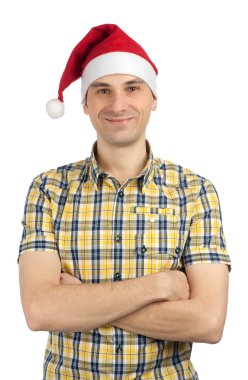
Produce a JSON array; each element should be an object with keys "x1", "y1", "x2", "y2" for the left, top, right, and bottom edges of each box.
[{"x1": 52, "y1": 180, "x2": 195, "y2": 282}]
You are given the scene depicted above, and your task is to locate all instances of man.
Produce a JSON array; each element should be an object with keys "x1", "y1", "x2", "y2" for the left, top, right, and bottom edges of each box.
[{"x1": 18, "y1": 24, "x2": 231, "y2": 379}]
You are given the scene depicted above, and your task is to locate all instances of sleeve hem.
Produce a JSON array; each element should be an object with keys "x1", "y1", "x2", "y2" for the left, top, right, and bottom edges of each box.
[
  {"x1": 17, "y1": 248, "x2": 58, "y2": 264},
  {"x1": 184, "y1": 260, "x2": 232, "y2": 272}
]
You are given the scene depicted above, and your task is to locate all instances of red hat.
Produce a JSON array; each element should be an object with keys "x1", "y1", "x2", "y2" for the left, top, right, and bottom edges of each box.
[{"x1": 46, "y1": 23, "x2": 158, "y2": 119}]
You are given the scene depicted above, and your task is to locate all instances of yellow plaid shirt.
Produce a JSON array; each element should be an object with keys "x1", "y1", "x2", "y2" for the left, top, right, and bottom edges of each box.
[{"x1": 18, "y1": 139, "x2": 231, "y2": 379}]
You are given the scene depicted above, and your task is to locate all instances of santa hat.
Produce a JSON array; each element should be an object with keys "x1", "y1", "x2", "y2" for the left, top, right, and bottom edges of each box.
[{"x1": 46, "y1": 23, "x2": 158, "y2": 119}]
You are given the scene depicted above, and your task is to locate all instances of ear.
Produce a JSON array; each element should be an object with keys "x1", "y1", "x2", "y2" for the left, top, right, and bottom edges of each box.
[
  {"x1": 83, "y1": 102, "x2": 89, "y2": 115},
  {"x1": 152, "y1": 98, "x2": 157, "y2": 111}
]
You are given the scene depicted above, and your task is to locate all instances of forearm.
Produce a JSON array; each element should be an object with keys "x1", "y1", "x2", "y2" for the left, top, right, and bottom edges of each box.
[
  {"x1": 31, "y1": 276, "x2": 158, "y2": 332},
  {"x1": 112, "y1": 298, "x2": 221, "y2": 343}
]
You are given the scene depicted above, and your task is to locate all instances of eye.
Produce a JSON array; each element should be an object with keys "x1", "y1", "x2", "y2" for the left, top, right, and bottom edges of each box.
[
  {"x1": 97, "y1": 89, "x2": 110, "y2": 94},
  {"x1": 127, "y1": 86, "x2": 140, "y2": 92}
]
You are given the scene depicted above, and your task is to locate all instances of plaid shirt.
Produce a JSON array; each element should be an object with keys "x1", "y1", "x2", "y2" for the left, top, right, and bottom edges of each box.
[{"x1": 18, "y1": 139, "x2": 231, "y2": 380}]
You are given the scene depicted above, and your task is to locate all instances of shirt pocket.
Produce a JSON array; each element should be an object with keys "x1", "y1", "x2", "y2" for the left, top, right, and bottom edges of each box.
[{"x1": 130, "y1": 206, "x2": 182, "y2": 272}]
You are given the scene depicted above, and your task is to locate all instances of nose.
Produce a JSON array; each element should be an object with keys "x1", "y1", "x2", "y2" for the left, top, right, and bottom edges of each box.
[{"x1": 107, "y1": 91, "x2": 128, "y2": 113}]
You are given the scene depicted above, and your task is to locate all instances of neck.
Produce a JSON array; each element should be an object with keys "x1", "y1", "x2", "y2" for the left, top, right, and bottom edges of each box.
[{"x1": 94, "y1": 137, "x2": 149, "y2": 184}]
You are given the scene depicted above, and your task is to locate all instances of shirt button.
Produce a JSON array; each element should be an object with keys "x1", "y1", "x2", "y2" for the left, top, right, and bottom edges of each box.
[
  {"x1": 116, "y1": 345, "x2": 122, "y2": 353},
  {"x1": 141, "y1": 245, "x2": 147, "y2": 254},
  {"x1": 115, "y1": 234, "x2": 121, "y2": 242},
  {"x1": 175, "y1": 246, "x2": 181, "y2": 254},
  {"x1": 118, "y1": 190, "x2": 124, "y2": 198},
  {"x1": 114, "y1": 272, "x2": 122, "y2": 281}
]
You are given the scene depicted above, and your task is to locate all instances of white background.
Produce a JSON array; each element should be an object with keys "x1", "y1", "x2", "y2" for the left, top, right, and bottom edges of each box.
[{"x1": 1, "y1": 0, "x2": 247, "y2": 378}]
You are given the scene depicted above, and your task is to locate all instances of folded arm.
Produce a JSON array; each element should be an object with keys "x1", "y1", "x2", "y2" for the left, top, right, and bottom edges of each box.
[
  {"x1": 112, "y1": 263, "x2": 229, "y2": 343},
  {"x1": 18, "y1": 251, "x2": 188, "y2": 332},
  {"x1": 19, "y1": 251, "x2": 161, "y2": 332},
  {"x1": 56, "y1": 262, "x2": 229, "y2": 343},
  {"x1": 19, "y1": 250, "x2": 228, "y2": 343}
]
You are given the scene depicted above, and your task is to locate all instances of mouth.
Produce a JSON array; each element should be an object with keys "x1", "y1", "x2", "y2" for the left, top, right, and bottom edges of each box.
[{"x1": 103, "y1": 117, "x2": 134, "y2": 125}]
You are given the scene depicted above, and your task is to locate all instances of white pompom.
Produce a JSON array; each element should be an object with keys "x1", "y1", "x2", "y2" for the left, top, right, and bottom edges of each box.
[{"x1": 46, "y1": 98, "x2": 64, "y2": 119}]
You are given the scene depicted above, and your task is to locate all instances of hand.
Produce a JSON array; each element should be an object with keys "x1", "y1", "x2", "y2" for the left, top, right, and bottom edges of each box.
[
  {"x1": 60, "y1": 272, "x2": 82, "y2": 285},
  {"x1": 150, "y1": 270, "x2": 190, "y2": 301}
]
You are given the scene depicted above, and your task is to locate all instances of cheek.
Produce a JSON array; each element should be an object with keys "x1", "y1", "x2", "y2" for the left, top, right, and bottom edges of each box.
[
  {"x1": 135, "y1": 96, "x2": 154, "y2": 113},
  {"x1": 86, "y1": 105, "x2": 100, "y2": 121},
  {"x1": 139, "y1": 104, "x2": 153, "y2": 119},
  {"x1": 87, "y1": 108, "x2": 104, "y2": 130}
]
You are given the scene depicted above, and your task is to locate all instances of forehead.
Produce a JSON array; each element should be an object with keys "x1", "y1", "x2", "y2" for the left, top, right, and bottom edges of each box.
[{"x1": 90, "y1": 74, "x2": 146, "y2": 88}]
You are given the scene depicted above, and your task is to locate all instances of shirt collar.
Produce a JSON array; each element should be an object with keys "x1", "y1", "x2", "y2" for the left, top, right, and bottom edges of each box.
[{"x1": 88, "y1": 139, "x2": 155, "y2": 194}]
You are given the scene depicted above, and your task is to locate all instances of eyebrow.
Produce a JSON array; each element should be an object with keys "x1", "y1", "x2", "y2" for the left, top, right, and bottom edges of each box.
[{"x1": 90, "y1": 79, "x2": 145, "y2": 88}]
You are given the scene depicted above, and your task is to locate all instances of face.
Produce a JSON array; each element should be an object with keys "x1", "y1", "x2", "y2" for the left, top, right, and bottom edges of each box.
[{"x1": 83, "y1": 74, "x2": 157, "y2": 147}]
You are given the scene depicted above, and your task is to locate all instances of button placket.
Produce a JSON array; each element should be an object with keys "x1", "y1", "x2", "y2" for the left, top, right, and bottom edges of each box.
[{"x1": 113, "y1": 188, "x2": 125, "y2": 285}]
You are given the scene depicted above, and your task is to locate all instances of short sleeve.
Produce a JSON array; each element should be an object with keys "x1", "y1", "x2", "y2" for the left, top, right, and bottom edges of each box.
[
  {"x1": 183, "y1": 179, "x2": 231, "y2": 271},
  {"x1": 18, "y1": 176, "x2": 58, "y2": 263}
]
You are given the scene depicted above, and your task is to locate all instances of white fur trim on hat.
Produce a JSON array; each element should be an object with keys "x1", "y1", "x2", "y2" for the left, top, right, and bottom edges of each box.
[{"x1": 81, "y1": 52, "x2": 157, "y2": 103}]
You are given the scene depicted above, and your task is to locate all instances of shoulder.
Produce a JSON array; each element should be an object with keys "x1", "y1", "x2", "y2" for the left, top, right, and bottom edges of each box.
[
  {"x1": 153, "y1": 157, "x2": 215, "y2": 190},
  {"x1": 30, "y1": 158, "x2": 89, "y2": 192}
]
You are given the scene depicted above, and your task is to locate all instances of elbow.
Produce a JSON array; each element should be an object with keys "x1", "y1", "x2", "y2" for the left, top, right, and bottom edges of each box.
[
  {"x1": 204, "y1": 316, "x2": 225, "y2": 344},
  {"x1": 22, "y1": 285, "x2": 58, "y2": 332},
  {"x1": 24, "y1": 302, "x2": 48, "y2": 332}
]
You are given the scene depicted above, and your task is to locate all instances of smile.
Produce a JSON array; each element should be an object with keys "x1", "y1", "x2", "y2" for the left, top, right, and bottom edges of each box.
[{"x1": 104, "y1": 117, "x2": 134, "y2": 125}]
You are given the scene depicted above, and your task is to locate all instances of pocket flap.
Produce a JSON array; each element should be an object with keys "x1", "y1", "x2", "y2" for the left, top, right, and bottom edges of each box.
[{"x1": 128, "y1": 206, "x2": 178, "y2": 215}]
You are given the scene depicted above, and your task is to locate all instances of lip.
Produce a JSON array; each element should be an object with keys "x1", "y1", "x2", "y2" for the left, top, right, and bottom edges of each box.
[{"x1": 104, "y1": 117, "x2": 134, "y2": 125}]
